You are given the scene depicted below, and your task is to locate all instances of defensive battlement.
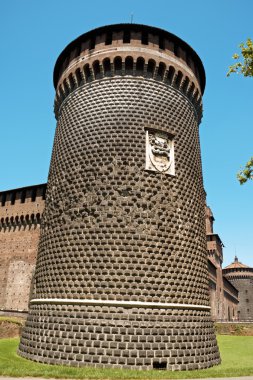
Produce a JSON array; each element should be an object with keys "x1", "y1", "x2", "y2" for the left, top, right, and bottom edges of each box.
[
  {"x1": 0, "y1": 184, "x2": 46, "y2": 228},
  {"x1": 0, "y1": 184, "x2": 46, "y2": 206},
  {"x1": 223, "y1": 266, "x2": 253, "y2": 279},
  {"x1": 53, "y1": 24, "x2": 205, "y2": 121},
  {"x1": 223, "y1": 256, "x2": 253, "y2": 279}
]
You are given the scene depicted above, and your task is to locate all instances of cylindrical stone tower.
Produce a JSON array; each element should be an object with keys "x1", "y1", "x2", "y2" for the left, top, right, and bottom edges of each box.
[
  {"x1": 223, "y1": 257, "x2": 253, "y2": 321},
  {"x1": 19, "y1": 24, "x2": 220, "y2": 370}
]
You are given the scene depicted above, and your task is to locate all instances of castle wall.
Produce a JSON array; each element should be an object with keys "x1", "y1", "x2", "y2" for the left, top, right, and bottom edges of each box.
[
  {"x1": 206, "y1": 205, "x2": 238, "y2": 321},
  {"x1": 0, "y1": 185, "x2": 45, "y2": 312},
  {"x1": 223, "y1": 277, "x2": 238, "y2": 321},
  {"x1": 207, "y1": 259, "x2": 238, "y2": 321},
  {"x1": 208, "y1": 259, "x2": 217, "y2": 319}
]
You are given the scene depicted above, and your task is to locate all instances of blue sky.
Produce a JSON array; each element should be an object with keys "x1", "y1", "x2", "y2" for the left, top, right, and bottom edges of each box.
[{"x1": 1, "y1": 0, "x2": 252, "y2": 267}]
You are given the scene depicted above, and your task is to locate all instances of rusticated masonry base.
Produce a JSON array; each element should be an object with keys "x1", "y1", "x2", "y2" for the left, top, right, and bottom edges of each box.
[{"x1": 18, "y1": 303, "x2": 220, "y2": 370}]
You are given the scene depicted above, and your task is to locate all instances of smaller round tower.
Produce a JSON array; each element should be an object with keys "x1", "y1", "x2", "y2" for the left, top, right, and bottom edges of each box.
[{"x1": 223, "y1": 257, "x2": 253, "y2": 321}]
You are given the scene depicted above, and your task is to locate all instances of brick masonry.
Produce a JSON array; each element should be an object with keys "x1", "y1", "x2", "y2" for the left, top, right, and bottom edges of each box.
[
  {"x1": 16, "y1": 24, "x2": 220, "y2": 370},
  {"x1": 206, "y1": 206, "x2": 238, "y2": 321},
  {"x1": 0, "y1": 185, "x2": 45, "y2": 312}
]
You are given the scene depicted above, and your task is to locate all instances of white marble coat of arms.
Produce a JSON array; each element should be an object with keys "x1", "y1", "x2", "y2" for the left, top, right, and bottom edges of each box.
[{"x1": 145, "y1": 129, "x2": 175, "y2": 175}]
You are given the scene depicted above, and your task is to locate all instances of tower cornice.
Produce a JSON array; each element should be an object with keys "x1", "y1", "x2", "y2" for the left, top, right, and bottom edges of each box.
[
  {"x1": 53, "y1": 23, "x2": 206, "y2": 93},
  {"x1": 53, "y1": 24, "x2": 205, "y2": 123}
]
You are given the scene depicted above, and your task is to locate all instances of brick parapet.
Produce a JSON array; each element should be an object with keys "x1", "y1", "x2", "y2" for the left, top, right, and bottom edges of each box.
[
  {"x1": 0, "y1": 184, "x2": 46, "y2": 312},
  {"x1": 0, "y1": 184, "x2": 46, "y2": 224},
  {"x1": 54, "y1": 24, "x2": 205, "y2": 90},
  {"x1": 53, "y1": 24, "x2": 204, "y2": 123},
  {"x1": 223, "y1": 267, "x2": 253, "y2": 279}
]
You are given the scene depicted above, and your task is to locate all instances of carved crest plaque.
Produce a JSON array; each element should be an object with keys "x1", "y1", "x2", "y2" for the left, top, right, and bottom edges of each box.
[{"x1": 145, "y1": 129, "x2": 175, "y2": 175}]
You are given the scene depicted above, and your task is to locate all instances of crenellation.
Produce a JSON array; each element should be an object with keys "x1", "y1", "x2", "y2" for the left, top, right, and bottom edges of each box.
[
  {"x1": 0, "y1": 184, "x2": 46, "y2": 312},
  {"x1": 54, "y1": 24, "x2": 204, "y2": 115}
]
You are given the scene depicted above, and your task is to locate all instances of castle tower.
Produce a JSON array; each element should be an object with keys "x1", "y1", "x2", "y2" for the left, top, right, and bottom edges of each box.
[
  {"x1": 19, "y1": 24, "x2": 220, "y2": 370},
  {"x1": 223, "y1": 257, "x2": 253, "y2": 321}
]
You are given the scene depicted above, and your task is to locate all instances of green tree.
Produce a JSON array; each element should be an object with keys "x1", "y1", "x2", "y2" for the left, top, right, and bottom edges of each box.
[
  {"x1": 227, "y1": 38, "x2": 253, "y2": 77},
  {"x1": 237, "y1": 157, "x2": 253, "y2": 184},
  {"x1": 227, "y1": 38, "x2": 253, "y2": 184}
]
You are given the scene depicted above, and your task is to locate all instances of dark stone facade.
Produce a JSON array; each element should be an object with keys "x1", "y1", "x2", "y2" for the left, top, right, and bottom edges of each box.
[
  {"x1": 0, "y1": 186, "x2": 239, "y2": 323},
  {"x1": 17, "y1": 24, "x2": 220, "y2": 370}
]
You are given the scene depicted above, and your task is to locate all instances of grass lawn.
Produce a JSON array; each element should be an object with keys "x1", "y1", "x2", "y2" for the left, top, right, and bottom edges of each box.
[{"x1": 0, "y1": 336, "x2": 253, "y2": 379}]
